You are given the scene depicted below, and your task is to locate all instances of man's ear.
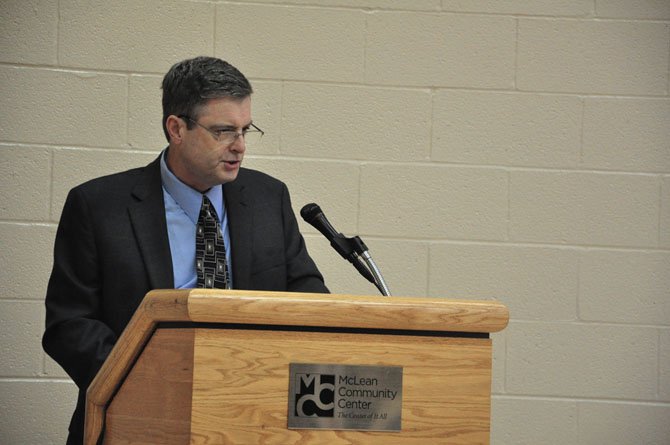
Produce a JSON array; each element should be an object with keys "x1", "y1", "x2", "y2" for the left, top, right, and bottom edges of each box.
[{"x1": 165, "y1": 115, "x2": 183, "y2": 143}]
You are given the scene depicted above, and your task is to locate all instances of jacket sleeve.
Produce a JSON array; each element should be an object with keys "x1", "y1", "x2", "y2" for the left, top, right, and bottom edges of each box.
[
  {"x1": 280, "y1": 183, "x2": 329, "y2": 294},
  {"x1": 42, "y1": 187, "x2": 117, "y2": 390}
]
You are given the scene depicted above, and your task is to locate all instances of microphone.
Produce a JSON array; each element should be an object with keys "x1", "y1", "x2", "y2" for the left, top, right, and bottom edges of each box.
[
  {"x1": 300, "y1": 203, "x2": 343, "y2": 247},
  {"x1": 300, "y1": 203, "x2": 360, "y2": 265},
  {"x1": 300, "y1": 203, "x2": 391, "y2": 296}
]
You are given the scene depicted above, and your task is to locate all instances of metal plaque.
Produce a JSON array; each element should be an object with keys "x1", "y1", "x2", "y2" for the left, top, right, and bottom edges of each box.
[{"x1": 288, "y1": 363, "x2": 403, "y2": 431}]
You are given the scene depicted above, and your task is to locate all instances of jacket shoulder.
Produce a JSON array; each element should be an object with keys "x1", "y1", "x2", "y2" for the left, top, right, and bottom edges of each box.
[
  {"x1": 69, "y1": 157, "x2": 160, "y2": 199},
  {"x1": 235, "y1": 167, "x2": 286, "y2": 191}
]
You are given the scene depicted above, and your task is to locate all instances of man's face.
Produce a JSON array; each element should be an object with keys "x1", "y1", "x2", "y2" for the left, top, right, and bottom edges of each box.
[{"x1": 167, "y1": 96, "x2": 251, "y2": 192}]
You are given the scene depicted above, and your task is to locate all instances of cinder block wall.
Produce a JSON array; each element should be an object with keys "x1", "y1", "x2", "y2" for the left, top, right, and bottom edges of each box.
[{"x1": 1, "y1": 1, "x2": 669, "y2": 443}]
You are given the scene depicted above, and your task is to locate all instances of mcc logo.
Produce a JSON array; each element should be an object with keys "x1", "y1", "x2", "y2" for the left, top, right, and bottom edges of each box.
[{"x1": 294, "y1": 373, "x2": 335, "y2": 417}]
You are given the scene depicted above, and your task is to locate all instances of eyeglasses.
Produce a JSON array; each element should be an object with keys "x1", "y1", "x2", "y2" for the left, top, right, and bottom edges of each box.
[{"x1": 179, "y1": 115, "x2": 264, "y2": 147}]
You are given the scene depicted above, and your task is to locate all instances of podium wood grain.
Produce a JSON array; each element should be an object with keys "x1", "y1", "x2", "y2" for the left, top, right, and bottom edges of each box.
[
  {"x1": 186, "y1": 289, "x2": 508, "y2": 333},
  {"x1": 85, "y1": 290, "x2": 508, "y2": 445},
  {"x1": 103, "y1": 329, "x2": 194, "y2": 444},
  {"x1": 189, "y1": 329, "x2": 491, "y2": 444}
]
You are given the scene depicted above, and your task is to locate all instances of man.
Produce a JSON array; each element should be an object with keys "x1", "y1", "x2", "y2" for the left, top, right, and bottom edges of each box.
[{"x1": 43, "y1": 56, "x2": 328, "y2": 444}]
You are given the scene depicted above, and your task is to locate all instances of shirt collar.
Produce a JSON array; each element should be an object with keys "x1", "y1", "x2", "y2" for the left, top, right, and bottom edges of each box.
[{"x1": 160, "y1": 149, "x2": 224, "y2": 224}]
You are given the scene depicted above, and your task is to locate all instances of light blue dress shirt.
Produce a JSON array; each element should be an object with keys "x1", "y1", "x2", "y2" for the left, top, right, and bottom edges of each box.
[{"x1": 159, "y1": 151, "x2": 233, "y2": 288}]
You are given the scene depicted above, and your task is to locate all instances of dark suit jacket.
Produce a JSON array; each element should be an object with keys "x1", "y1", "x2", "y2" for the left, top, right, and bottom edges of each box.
[{"x1": 42, "y1": 155, "x2": 327, "y2": 443}]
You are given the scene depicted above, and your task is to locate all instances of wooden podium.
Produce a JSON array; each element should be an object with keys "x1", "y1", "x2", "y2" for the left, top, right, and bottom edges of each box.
[{"x1": 85, "y1": 289, "x2": 508, "y2": 444}]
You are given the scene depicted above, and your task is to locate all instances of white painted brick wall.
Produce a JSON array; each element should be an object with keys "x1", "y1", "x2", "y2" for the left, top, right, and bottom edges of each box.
[
  {"x1": 0, "y1": 381, "x2": 77, "y2": 444},
  {"x1": 577, "y1": 402, "x2": 670, "y2": 444},
  {"x1": 0, "y1": 66, "x2": 129, "y2": 147},
  {"x1": 127, "y1": 75, "x2": 165, "y2": 150},
  {"x1": 0, "y1": 223, "x2": 56, "y2": 300},
  {"x1": 0, "y1": 301, "x2": 45, "y2": 377},
  {"x1": 360, "y1": 164, "x2": 509, "y2": 239},
  {"x1": 433, "y1": 91, "x2": 583, "y2": 168},
  {"x1": 281, "y1": 83, "x2": 433, "y2": 161},
  {"x1": 59, "y1": 0, "x2": 215, "y2": 72},
  {"x1": 663, "y1": 176, "x2": 670, "y2": 248},
  {"x1": 216, "y1": 4, "x2": 366, "y2": 82},
  {"x1": 492, "y1": 398, "x2": 579, "y2": 445},
  {"x1": 366, "y1": 12, "x2": 517, "y2": 88},
  {"x1": 1, "y1": 1, "x2": 668, "y2": 444},
  {"x1": 506, "y1": 322, "x2": 660, "y2": 399},
  {"x1": 429, "y1": 244, "x2": 580, "y2": 321},
  {"x1": 595, "y1": 0, "x2": 670, "y2": 20},
  {"x1": 579, "y1": 250, "x2": 670, "y2": 325},
  {"x1": 661, "y1": 330, "x2": 670, "y2": 400},
  {"x1": 517, "y1": 19, "x2": 669, "y2": 95},
  {"x1": 0, "y1": 146, "x2": 52, "y2": 221},
  {"x1": 509, "y1": 171, "x2": 660, "y2": 246},
  {"x1": 582, "y1": 98, "x2": 670, "y2": 172},
  {"x1": 0, "y1": 0, "x2": 58, "y2": 65}
]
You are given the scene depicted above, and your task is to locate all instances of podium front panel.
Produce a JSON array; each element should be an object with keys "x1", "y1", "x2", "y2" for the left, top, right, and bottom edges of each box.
[{"x1": 190, "y1": 327, "x2": 491, "y2": 444}]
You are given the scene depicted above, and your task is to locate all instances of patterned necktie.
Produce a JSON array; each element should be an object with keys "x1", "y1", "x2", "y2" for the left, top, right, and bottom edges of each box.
[{"x1": 195, "y1": 195, "x2": 230, "y2": 289}]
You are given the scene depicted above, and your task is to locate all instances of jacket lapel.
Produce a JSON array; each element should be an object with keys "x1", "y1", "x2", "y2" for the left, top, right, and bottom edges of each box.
[
  {"x1": 128, "y1": 156, "x2": 174, "y2": 290},
  {"x1": 224, "y1": 172, "x2": 252, "y2": 289}
]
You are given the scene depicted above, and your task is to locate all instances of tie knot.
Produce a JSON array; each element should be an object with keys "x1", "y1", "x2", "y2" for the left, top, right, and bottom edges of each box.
[{"x1": 201, "y1": 195, "x2": 218, "y2": 221}]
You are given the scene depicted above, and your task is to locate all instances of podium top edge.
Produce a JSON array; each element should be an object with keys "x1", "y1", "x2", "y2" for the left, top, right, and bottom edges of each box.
[{"x1": 143, "y1": 289, "x2": 509, "y2": 334}]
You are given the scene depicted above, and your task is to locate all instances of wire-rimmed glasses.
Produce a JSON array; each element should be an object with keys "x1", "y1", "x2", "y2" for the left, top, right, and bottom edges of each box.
[{"x1": 179, "y1": 115, "x2": 264, "y2": 146}]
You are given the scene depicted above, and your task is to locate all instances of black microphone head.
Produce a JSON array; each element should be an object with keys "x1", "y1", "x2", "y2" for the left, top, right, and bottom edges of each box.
[{"x1": 300, "y1": 203, "x2": 322, "y2": 223}]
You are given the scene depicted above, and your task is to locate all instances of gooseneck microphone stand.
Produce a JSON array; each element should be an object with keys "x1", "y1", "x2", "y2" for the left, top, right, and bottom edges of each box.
[
  {"x1": 333, "y1": 234, "x2": 391, "y2": 297},
  {"x1": 301, "y1": 203, "x2": 391, "y2": 297}
]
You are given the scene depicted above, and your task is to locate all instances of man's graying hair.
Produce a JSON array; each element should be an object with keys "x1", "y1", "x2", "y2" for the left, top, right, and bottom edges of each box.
[{"x1": 161, "y1": 56, "x2": 253, "y2": 142}]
